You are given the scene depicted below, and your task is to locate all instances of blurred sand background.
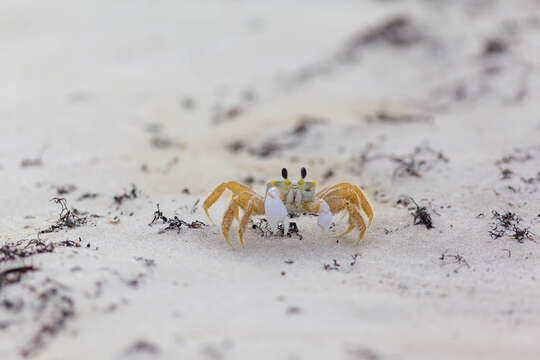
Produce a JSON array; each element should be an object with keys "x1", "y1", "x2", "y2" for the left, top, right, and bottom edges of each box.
[{"x1": 1, "y1": 0, "x2": 540, "y2": 359}]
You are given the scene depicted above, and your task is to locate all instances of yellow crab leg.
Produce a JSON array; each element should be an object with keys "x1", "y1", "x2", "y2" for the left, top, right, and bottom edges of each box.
[
  {"x1": 220, "y1": 196, "x2": 240, "y2": 248},
  {"x1": 337, "y1": 216, "x2": 355, "y2": 238},
  {"x1": 317, "y1": 183, "x2": 373, "y2": 227},
  {"x1": 203, "y1": 181, "x2": 254, "y2": 224},
  {"x1": 238, "y1": 197, "x2": 265, "y2": 248},
  {"x1": 352, "y1": 185, "x2": 374, "y2": 227},
  {"x1": 345, "y1": 201, "x2": 368, "y2": 244}
]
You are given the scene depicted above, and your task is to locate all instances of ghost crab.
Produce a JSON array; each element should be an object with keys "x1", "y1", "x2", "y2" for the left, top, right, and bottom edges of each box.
[{"x1": 203, "y1": 167, "x2": 373, "y2": 248}]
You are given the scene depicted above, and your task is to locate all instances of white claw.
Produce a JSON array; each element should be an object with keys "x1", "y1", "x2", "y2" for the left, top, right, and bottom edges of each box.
[
  {"x1": 265, "y1": 187, "x2": 289, "y2": 234},
  {"x1": 317, "y1": 201, "x2": 332, "y2": 233}
]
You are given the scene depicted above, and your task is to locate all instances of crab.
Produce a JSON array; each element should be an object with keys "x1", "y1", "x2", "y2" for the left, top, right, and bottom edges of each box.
[{"x1": 203, "y1": 167, "x2": 373, "y2": 248}]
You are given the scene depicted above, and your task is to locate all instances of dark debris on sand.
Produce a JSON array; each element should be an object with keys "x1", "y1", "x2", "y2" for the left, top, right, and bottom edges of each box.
[
  {"x1": 398, "y1": 196, "x2": 434, "y2": 229},
  {"x1": 1, "y1": 238, "x2": 88, "y2": 265},
  {"x1": 149, "y1": 204, "x2": 206, "y2": 234},
  {"x1": 250, "y1": 218, "x2": 303, "y2": 241},
  {"x1": 489, "y1": 210, "x2": 536, "y2": 243},
  {"x1": 113, "y1": 184, "x2": 138, "y2": 206},
  {"x1": 390, "y1": 146, "x2": 449, "y2": 179},
  {"x1": 39, "y1": 198, "x2": 89, "y2": 235}
]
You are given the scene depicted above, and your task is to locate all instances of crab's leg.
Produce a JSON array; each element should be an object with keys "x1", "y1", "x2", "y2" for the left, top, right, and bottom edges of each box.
[
  {"x1": 345, "y1": 201, "x2": 368, "y2": 244},
  {"x1": 352, "y1": 185, "x2": 374, "y2": 227},
  {"x1": 337, "y1": 215, "x2": 355, "y2": 238},
  {"x1": 313, "y1": 196, "x2": 353, "y2": 236},
  {"x1": 238, "y1": 197, "x2": 265, "y2": 248},
  {"x1": 203, "y1": 181, "x2": 254, "y2": 224},
  {"x1": 264, "y1": 187, "x2": 289, "y2": 234},
  {"x1": 220, "y1": 196, "x2": 240, "y2": 248},
  {"x1": 317, "y1": 183, "x2": 373, "y2": 228}
]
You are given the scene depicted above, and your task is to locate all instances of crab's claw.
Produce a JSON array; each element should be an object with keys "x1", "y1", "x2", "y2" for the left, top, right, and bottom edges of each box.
[
  {"x1": 265, "y1": 187, "x2": 289, "y2": 234},
  {"x1": 317, "y1": 200, "x2": 332, "y2": 233}
]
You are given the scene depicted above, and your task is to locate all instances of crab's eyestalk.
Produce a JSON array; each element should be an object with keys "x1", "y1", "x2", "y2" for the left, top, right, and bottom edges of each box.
[
  {"x1": 301, "y1": 167, "x2": 307, "y2": 179},
  {"x1": 282, "y1": 168, "x2": 288, "y2": 179}
]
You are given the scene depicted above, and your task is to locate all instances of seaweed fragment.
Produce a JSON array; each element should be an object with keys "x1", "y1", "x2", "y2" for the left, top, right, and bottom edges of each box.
[
  {"x1": 39, "y1": 198, "x2": 88, "y2": 235},
  {"x1": 483, "y1": 38, "x2": 508, "y2": 56},
  {"x1": 323, "y1": 254, "x2": 360, "y2": 272},
  {"x1": 402, "y1": 196, "x2": 433, "y2": 229},
  {"x1": 77, "y1": 192, "x2": 99, "y2": 201},
  {"x1": 250, "y1": 218, "x2": 303, "y2": 241},
  {"x1": 365, "y1": 109, "x2": 432, "y2": 124},
  {"x1": 390, "y1": 146, "x2": 449, "y2": 179},
  {"x1": 440, "y1": 250, "x2": 470, "y2": 273},
  {"x1": 212, "y1": 105, "x2": 245, "y2": 125},
  {"x1": 149, "y1": 204, "x2": 206, "y2": 233},
  {"x1": 113, "y1": 184, "x2": 138, "y2": 206},
  {"x1": 55, "y1": 185, "x2": 77, "y2": 195},
  {"x1": 20, "y1": 281, "x2": 75, "y2": 358},
  {"x1": 0, "y1": 266, "x2": 38, "y2": 288},
  {"x1": 125, "y1": 340, "x2": 160, "y2": 355},
  {"x1": 323, "y1": 259, "x2": 341, "y2": 271},
  {"x1": 21, "y1": 158, "x2": 43, "y2": 168},
  {"x1": 489, "y1": 210, "x2": 536, "y2": 243},
  {"x1": 337, "y1": 15, "x2": 422, "y2": 62},
  {"x1": 247, "y1": 116, "x2": 327, "y2": 158}
]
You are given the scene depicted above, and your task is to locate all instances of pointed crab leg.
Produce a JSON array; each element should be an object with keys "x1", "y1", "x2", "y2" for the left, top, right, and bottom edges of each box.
[
  {"x1": 345, "y1": 201, "x2": 368, "y2": 244},
  {"x1": 203, "y1": 181, "x2": 254, "y2": 224},
  {"x1": 315, "y1": 183, "x2": 373, "y2": 243},
  {"x1": 221, "y1": 196, "x2": 240, "y2": 248},
  {"x1": 238, "y1": 198, "x2": 265, "y2": 248}
]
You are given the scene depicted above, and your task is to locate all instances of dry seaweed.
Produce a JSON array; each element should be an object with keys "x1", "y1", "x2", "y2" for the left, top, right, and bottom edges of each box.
[
  {"x1": 323, "y1": 254, "x2": 360, "y2": 272},
  {"x1": 440, "y1": 250, "x2": 470, "y2": 273},
  {"x1": 21, "y1": 158, "x2": 42, "y2": 168},
  {"x1": 77, "y1": 192, "x2": 99, "y2": 201},
  {"x1": 250, "y1": 218, "x2": 303, "y2": 241},
  {"x1": 247, "y1": 116, "x2": 327, "y2": 158},
  {"x1": 150, "y1": 136, "x2": 185, "y2": 150},
  {"x1": 489, "y1": 210, "x2": 536, "y2": 243},
  {"x1": 1, "y1": 241, "x2": 54, "y2": 263},
  {"x1": 391, "y1": 146, "x2": 449, "y2": 179},
  {"x1": 20, "y1": 283, "x2": 75, "y2": 358},
  {"x1": 113, "y1": 184, "x2": 138, "y2": 206},
  {"x1": 483, "y1": 38, "x2": 508, "y2": 56},
  {"x1": 323, "y1": 259, "x2": 341, "y2": 271},
  {"x1": 39, "y1": 198, "x2": 88, "y2": 235},
  {"x1": 211, "y1": 104, "x2": 245, "y2": 125},
  {"x1": 134, "y1": 257, "x2": 156, "y2": 268},
  {"x1": 402, "y1": 196, "x2": 434, "y2": 229},
  {"x1": 55, "y1": 185, "x2": 77, "y2": 195},
  {"x1": 0, "y1": 266, "x2": 38, "y2": 288},
  {"x1": 350, "y1": 143, "x2": 386, "y2": 175},
  {"x1": 149, "y1": 203, "x2": 206, "y2": 233},
  {"x1": 125, "y1": 340, "x2": 160, "y2": 355},
  {"x1": 226, "y1": 140, "x2": 245, "y2": 153},
  {"x1": 337, "y1": 15, "x2": 422, "y2": 62},
  {"x1": 365, "y1": 110, "x2": 433, "y2": 124},
  {"x1": 1, "y1": 238, "x2": 87, "y2": 264},
  {"x1": 495, "y1": 148, "x2": 535, "y2": 165}
]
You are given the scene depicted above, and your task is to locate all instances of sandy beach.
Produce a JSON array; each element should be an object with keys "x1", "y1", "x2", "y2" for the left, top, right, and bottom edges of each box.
[{"x1": 1, "y1": 1, "x2": 540, "y2": 359}]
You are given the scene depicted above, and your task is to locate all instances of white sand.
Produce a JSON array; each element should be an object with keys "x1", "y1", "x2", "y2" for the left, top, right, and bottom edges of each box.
[{"x1": 1, "y1": 1, "x2": 540, "y2": 359}]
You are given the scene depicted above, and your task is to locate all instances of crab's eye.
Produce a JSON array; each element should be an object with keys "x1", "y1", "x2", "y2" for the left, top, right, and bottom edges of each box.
[
  {"x1": 301, "y1": 167, "x2": 307, "y2": 179},
  {"x1": 282, "y1": 168, "x2": 288, "y2": 179}
]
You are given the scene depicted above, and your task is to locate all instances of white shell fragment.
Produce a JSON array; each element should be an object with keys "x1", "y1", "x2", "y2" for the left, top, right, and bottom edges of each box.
[
  {"x1": 265, "y1": 187, "x2": 289, "y2": 234},
  {"x1": 317, "y1": 201, "x2": 332, "y2": 233}
]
